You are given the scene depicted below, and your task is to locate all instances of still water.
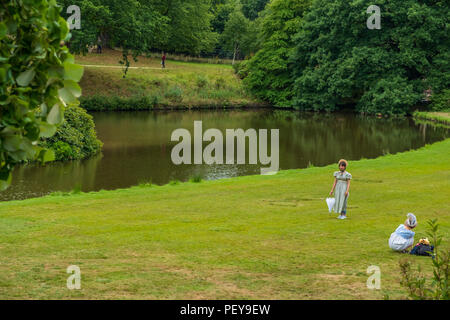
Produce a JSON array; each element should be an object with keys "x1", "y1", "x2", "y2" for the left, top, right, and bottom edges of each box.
[{"x1": 1, "y1": 109, "x2": 448, "y2": 201}]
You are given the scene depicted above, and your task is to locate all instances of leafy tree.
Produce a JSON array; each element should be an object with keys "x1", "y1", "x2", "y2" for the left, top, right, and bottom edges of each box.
[
  {"x1": 58, "y1": 0, "x2": 168, "y2": 76},
  {"x1": 151, "y1": 0, "x2": 218, "y2": 55},
  {"x1": 241, "y1": 0, "x2": 270, "y2": 20},
  {"x1": 58, "y1": 0, "x2": 112, "y2": 54},
  {"x1": 291, "y1": 0, "x2": 449, "y2": 114},
  {"x1": 242, "y1": 0, "x2": 311, "y2": 107},
  {"x1": 241, "y1": 17, "x2": 263, "y2": 58},
  {"x1": 221, "y1": 5, "x2": 251, "y2": 63},
  {"x1": 0, "y1": 0, "x2": 83, "y2": 190},
  {"x1": 211, "y1": 0, "x2": 235, "y2": 34}
]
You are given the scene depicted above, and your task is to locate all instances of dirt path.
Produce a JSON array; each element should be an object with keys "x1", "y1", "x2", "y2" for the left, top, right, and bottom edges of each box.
[{"x1": 81, "y1": 64, "x2": 168, "y2": 70}]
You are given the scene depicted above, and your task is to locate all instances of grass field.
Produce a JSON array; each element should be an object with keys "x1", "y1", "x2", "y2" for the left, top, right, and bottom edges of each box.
[
  {"x1": 75, "y1": 49, "x2": 262, "y2": 109},
  {"x1": 0, "y1": 134, "x2": 449, "y2": 299}
]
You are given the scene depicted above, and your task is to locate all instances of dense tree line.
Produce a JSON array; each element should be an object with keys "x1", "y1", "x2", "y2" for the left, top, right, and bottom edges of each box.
[
  {"x1": 57, "y1": 0, "x2": 448, "y2": 114},
  {"x1": 58, "y1": 0, "x2": 269, "y2": 60},
  {"x1": 240, "y1": 0, "x2": 449, "y2": 114}
]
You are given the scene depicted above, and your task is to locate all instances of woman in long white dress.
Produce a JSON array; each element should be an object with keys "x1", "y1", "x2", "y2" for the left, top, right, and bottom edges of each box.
[{"x1": 389, "y1": 213, "x2": 417, "y2": 252}]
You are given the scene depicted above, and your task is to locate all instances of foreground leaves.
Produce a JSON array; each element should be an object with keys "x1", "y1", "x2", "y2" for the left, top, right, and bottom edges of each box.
[{"x1": 0, "y1": 0, "x2": 84, "y2": 190}]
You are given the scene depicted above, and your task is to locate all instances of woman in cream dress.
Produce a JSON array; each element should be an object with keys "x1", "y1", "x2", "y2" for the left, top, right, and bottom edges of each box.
[{"x1": 329, "y1": 159, "x2": 352, "y2": 219}]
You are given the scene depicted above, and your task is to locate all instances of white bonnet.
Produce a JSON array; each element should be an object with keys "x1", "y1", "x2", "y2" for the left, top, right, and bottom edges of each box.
[{"x1": 405, "y1": 213, "x2": 417, "y2": 228}]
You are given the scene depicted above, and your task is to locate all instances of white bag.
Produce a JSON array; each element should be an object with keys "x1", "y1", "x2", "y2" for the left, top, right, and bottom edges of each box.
[{"x1": 326, "y1": 197, "x2": 335, "y2": 213}]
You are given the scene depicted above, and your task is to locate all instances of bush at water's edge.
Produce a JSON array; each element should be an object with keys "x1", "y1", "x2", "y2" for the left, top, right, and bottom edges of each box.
[
  {"x1": 80, "y1": 95, "x2": 160, "y2": 111},
  {"x1": 40, "y1": 105, "x2": 103, "y2": 161},
  {"x1": 79, "y1": 94, "x2": 270, "y2": 111}
]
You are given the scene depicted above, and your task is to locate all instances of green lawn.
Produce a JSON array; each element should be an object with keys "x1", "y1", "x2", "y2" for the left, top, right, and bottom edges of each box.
[
  {"x1": 0, "y1": 138, "x2": 449, "y2": 299},
  {"x1": 75, "y1": 49, "x2": 262, "y2": 109}
]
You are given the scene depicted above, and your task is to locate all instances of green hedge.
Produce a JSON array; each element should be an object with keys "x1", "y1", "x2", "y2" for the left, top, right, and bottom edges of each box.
[
  {"x1": 431, "y1": 89, "x2": 450, "y2": 111},
  {"x1": 80, "y1": 95, "x2": 161, "y2": 111},
  {"x1": 40, "y1": 105, "x2": 103, "y2": 161}
]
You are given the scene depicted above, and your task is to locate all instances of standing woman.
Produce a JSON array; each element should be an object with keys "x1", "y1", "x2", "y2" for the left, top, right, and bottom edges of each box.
[
  {"x1": 329, "y1": 159, "x2": 352, "y2": 219},
  {"x1": 161, "y1": 52, "x2": 166, "y2": 69}
]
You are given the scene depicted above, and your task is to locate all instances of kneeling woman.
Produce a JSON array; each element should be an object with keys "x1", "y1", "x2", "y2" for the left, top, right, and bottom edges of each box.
[{"x1": 389, "y1": 213, "x2": 417, "y2": 252}]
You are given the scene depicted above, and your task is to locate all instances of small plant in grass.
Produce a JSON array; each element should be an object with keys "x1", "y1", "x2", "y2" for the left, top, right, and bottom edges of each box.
[
  {"x1": 189, "y1": 175, "x2": 202, "y2": 183},
  {"x1": 169, "y1": 180, "x2": 180, "y2": 186},
  {"x1": 138, "y1": 180, "x2": 152, "y2": 188},
  {"x1": 70, "y1": 185, "x2": 83, "y2": 195},
  {"x1": 399, "y1": 219, "x2": 449, "y2": 300},
  {"x1": 164, "y1": 86, "x2": 183, "y2": 103},
  {"x1": 214, "y1": 77, "x2": 226, "y2": 90},
  {"x1": 196, "y1": 75, "x2": 209, "y2": 89},
  {"x1": 49, "y1": 191, "x2": 67, "y2": 197}
]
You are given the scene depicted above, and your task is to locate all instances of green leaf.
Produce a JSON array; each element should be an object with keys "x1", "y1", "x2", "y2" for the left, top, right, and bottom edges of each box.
[
  {"x1": 9, "y1": 150, "x2": 27, "y2": 162},
  {"x1": 0, "y1": 67, "x2": 7, "y2": 83},
  {"x1": 59, "y1": 16, "x2": 69, "y2": 39},
  {"x1": 3, "y1": 135, "x2": 22, "y2": 152},
  {"x1": 0, "y1": 173, "x2": 12, "y2": 191},
  {"x1": 0, "y1": 22, "x2": 6, "y2": 40},
  {"x1": 63, "y1": 80, "x2": 82, "y2": 98},
  {"x1": 40, "y1": 103, "x2": 48, "y2": 116},
  {"x1": 19, "y1": 139, "x2": 36, "y2": 158},
  {"x1": 42, "y1": 148, "x2": 55, "y2": 163},
  {"x1": 39, "y1": 122, "x2": 57, "y2": 138},
  {"x1": 16, "y1": 69, "x2": 36, "y2": 87},
  {"x1": 58, "y1": 87, "x2": 76, "y2": 104},
  {"x1": 63, "y1": 62, "x2": 84, "y2": 82},
  {"x1": 47, "y1": 104, "x2": 63, "y2": 125},
  {"x1": 64, "y1": 54, "x2": 75, "y2": 64}
]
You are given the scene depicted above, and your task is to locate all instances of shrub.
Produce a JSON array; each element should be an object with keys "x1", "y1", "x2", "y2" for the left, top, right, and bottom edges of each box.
[
  {"x1": 138, "y1": 180, "x2": 152, "y2": 188},
  {"x1": 214, "y1": 77, "x2": 227, "y2": 90},
  {"x1": 233, "y1": 60, "x2": 250, "y2": 80},
  {"x1": 80, "y1": 94, "x2": 160, "y2": 111},
  {"x1": 41, "y1": 104, "x2": 103, "y2": 161},
  {"x1": 164, "y1": 86, "x2": 184, "y2": 103},
  {"x1": 399, "y1": 219, "x2": 449, "y2": 300},
  {"x1": 189, "y1": 174, "x2": 203, "y2": 183},
  {"x1": 49, "y1": 141, "x2": 77, "y2": 160},
  {"x1": 196, "y1": 75, "x2": 209, "y2": 89},
  {"x1": 356, "y1": 77, "x2": 421, "y2": 115},
  {"x1": 431, "y1": 89, "x2": 450, "y2": 111},
  {"x1": 290, "y1": 0, "x2": 449, "y2": 114}
]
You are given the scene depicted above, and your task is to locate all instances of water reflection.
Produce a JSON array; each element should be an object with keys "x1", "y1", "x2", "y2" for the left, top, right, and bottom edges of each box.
[{"x1": 1, "y1": 110, "x2": 448, "y2": 201}]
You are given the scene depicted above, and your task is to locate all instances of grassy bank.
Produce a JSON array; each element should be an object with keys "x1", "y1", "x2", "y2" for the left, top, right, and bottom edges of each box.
[
  {"x1": 413, "y1": 111, "x2": 450, "y2": 126},
  {"x1": 0, "y1": 136, "x2": 449, "y2": 299},
  {"x1": 75, "y1": 49, "x2": 265, "y2": 110}
]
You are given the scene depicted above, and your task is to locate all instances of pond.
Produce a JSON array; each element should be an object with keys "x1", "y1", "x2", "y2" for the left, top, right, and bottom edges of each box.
[{"x1": 1, "y1": 109, "x2": 448, "y2": 201}]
